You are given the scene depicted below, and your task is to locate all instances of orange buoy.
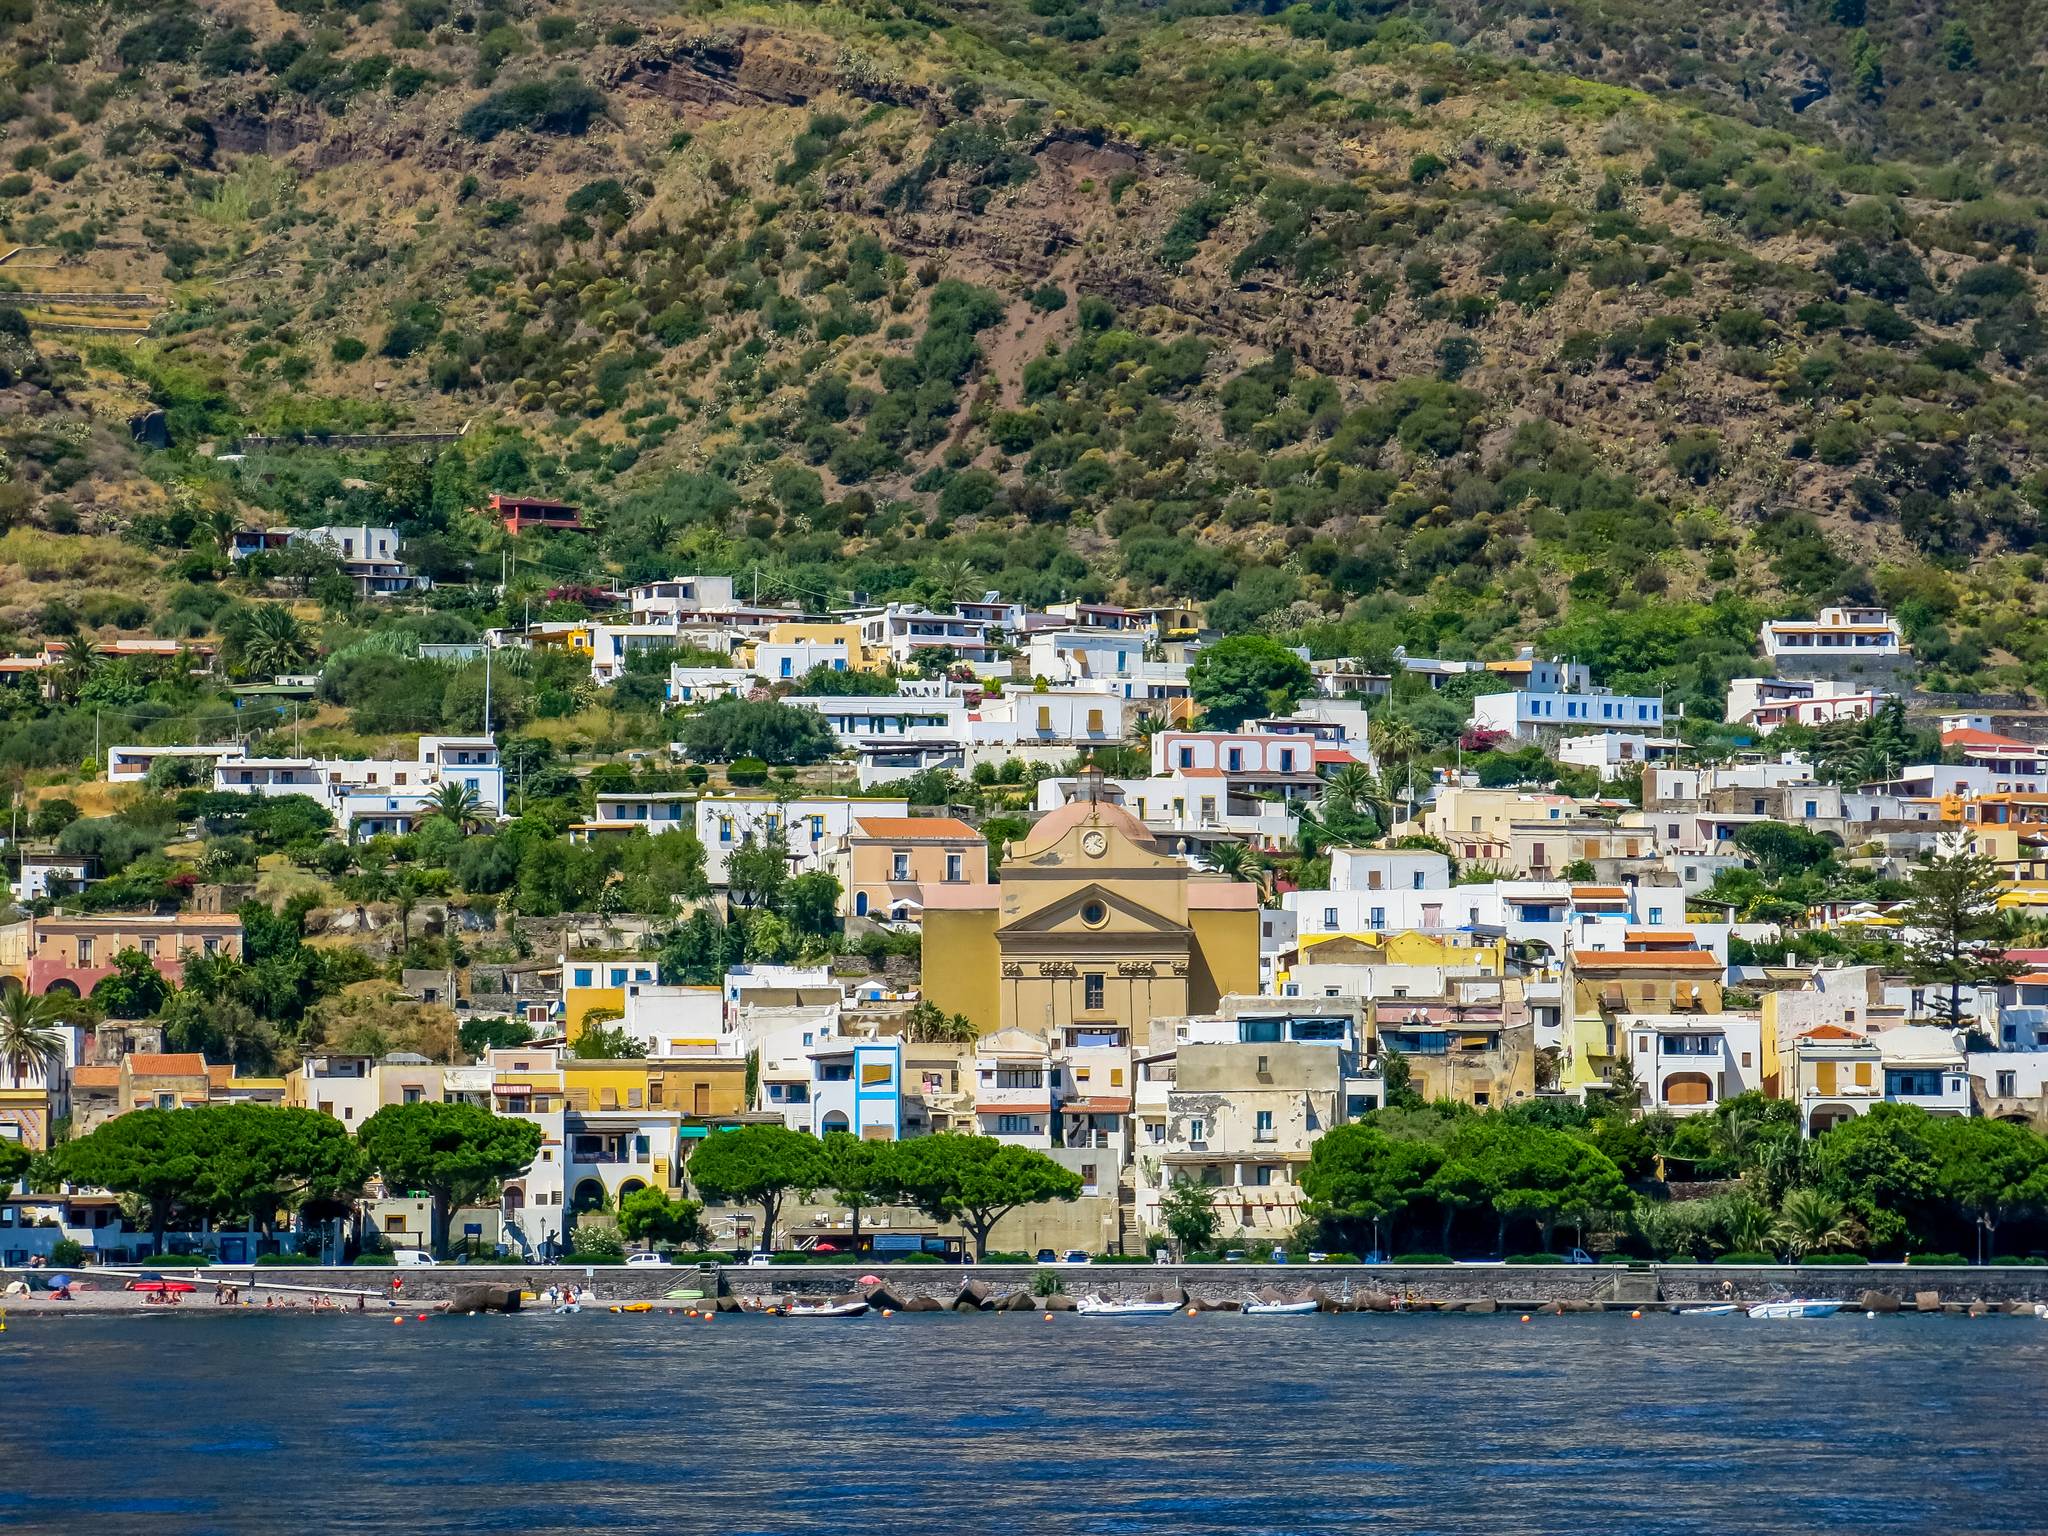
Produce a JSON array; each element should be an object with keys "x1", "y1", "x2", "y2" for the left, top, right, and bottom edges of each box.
[
  {"x1": 1520, "y1": 1314, "x2": 1531, "y2": 1323},
  {"x1": 882, "y1": 1309, "x2": 895, "y2": 1318},
  {"x1": 1043, "y1": 1312, "x2": 1053, "y2": 1321},
  {"x1": 1186, "y1": 1307, "x2": 1198, "y2": 1316},
  {"x1": 392, "y1": 1316, "x2": 404, "y2": 1326},
  {"x1": 1630, "y1": 1310, "x2": 1642, "y2": 1320}
]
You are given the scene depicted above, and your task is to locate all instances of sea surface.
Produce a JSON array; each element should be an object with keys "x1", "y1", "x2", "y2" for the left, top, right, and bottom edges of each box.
[{"x1": 3, "y1": 1309, "x2": 2043, "y2": 1534}]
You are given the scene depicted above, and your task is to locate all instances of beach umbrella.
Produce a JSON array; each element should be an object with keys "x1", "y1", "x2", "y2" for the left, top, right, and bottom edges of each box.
[
  {"x1": 859, "y1": 1274, "x2": 881, "y2": 1285},
  {"x1": 45, "y1": 1276, "x2": 68, "y2": 1291}
]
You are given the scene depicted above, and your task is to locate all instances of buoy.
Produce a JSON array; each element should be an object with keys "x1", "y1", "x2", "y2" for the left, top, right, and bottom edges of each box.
[
  {"x1": 882, "y1": 1309, "x2": 894, "y2": 1318},
  {"x1": 392, "y1": 1317, "x2": 404, "y2": 1326},
  {"x1": 1630, "y1": 1310, "x2": 1641, "y2": 1320},
  {"x1": 1866, "y1": 1311, "x2": 1876, "y2": 1319},
  {"x1": 1520, "y1": 1314, "x2": 1531, "y2": 1323},
  {"x1": 1186, "y1": 1307, "x2": 1198, "y2": 1316},
  {"x1": 417, "y1": 1314, "x2": 427, "y2": 1322},
  {"x1": 1043, "y1": 1312, "x2": 1053, "y2": 1321}
]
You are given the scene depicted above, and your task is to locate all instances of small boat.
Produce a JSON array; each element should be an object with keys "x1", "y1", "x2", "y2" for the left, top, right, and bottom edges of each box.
[
  {"x1": 552, "y1": 1302, "x2": 582, "y2": 1315},
  {"x1": 784, "y1": 1298, "x2": 869, "y2": 1318},
  {"x1": 1679, "y1": 1304, "x2": 1741, "y2": 1317},
  {"x1": 1747, "y1": 1299, "x2": 1842, "y2": 1319},
  {"x1": 1241, "y1": 1299, "x2": 1319, "y2": 1316},
  {"x1": 1075, "y1": 1296, "x2": 1183, "y2": 1316},
  {"x1": 610, "y1": 1301, "x2": 654, "y2": 1314}
]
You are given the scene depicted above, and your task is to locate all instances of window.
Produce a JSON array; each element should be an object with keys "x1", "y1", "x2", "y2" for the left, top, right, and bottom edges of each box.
[
  {"x1": 891, "y1": 852, "x2": 911, "y2": 881},
  {"x1": 819, "y1": 1063, "x2": 854, "y2": 1082},
  {"x1": 384, "y1": 1215, "x2": 408, "y2": 1234},
  {"x1": 76, "y1": 938, "x2": 94, "y2": 967},
  {"x1": 1086, "y1": 709, "x2": 1103, "y2": 734},
  {"x1": 1252, "y1": 1165, "x2": 1274, "y2": 1187},
  {"x1": 1369, "y1": 907, "x2": 1386, "y2": 929},
  {"x1": 1278, "y1": 750, "x2": 1294, "y2": 773},
  {"x1": 1412, "y1": 871, "x2": 1426, "y2": 890},
  {"x1": 1081, "y1": 900, "x2": 1107, "y2": 928},
  {"x1": 1178, "y1": 747, "x2": 1194, "y2": 769},
  {"x1": 996, "y1": 1114, "x2": 1034, "y2": 1136},
  {"x1": 1254, "y1": 1109, "x2": 1275, "y2": 1141},
  {"x1": 1323, "y1": 907, "x2": 1339, "y2": 929},
  {"x1": 1226, "y1": 748, "x2": 1243, "y2": 772},
  {"x1": 1998, "y1": 1070, "x2": 2018, "y2": 1096},
  {"x1": 1083, "y1": 973, "x2": 1106, "y2": 1011},
  {"x1": 946, "y1": 852, "x2": 963, "y2": 882},
  {"x1": 1647, "y1": 907, "x2": 1663, "y2": 925},
  {"x1": 1186, "y1": 1118, "x2": 1206, "y2": 1144},
  {"x1": 402, "y1": 1087, "x2": 424, "y2": 1105}
]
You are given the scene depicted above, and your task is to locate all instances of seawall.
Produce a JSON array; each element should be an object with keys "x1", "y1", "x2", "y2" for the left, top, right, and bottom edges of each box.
[{"x1": 15, "y1": 1262, "x2": 2048, "y2": 1308}]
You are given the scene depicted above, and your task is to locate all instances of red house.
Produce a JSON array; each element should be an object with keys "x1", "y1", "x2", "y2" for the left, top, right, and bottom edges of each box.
[{"x1": 490, "y1": 494, "x2": 585, "y2": 535}]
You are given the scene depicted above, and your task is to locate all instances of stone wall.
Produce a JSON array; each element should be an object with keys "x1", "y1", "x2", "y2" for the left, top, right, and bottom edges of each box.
[{"x1": 17, "y1": 1262, "x2": 2048, "y2": 1308}]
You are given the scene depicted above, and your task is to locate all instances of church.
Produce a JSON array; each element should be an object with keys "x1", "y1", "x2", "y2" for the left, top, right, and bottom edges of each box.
[{"x1": 921, "y1": 772, "x2": 1260, "y2": 1046}]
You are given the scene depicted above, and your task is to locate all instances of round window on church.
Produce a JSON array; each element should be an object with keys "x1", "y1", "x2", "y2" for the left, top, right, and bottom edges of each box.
[{"x1": 1081, "y1": 900, "x2": 1107, "y2": 928}]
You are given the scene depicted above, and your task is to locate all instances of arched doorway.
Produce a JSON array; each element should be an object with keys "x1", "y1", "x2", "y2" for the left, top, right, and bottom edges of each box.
[
  {"x1": 1661, "y1": 1072, "x2": 1713, "y2": 1108},
  {"x1": 571, "y1": 1179, "x2": 607, "y2": 1213},
  {"x1": 821, "y1": 1111, "x2": 850, "y2": 1134},
  {"x1": 617, "y1": 1179, "x2": 647, "y2": 1199},
  {"x1": 855, "y1": 891, "x2": 869, "y2": 917}
]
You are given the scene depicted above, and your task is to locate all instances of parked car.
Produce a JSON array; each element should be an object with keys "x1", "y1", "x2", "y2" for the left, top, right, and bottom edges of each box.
[
  {"x1": 625, "y1": 1252, "x2": 671, "y2": 1267},
  {"x1": 1269, "y1": 1247, "x2": 1288, "y2": 1264},
  {"x1": 744, "y1": 1252, "x2": 774, "y2": 1268},
  {"x1": 1565, "y1": 1248, "x2": 1597, "y2": 1265},
  {"x1": 1222, "y1": 1249, "x2": 1247, "y2": 1263},
  {"x1": 1059, "y1": 1250, "x2": 1091, "y2": 1265},
  {"x1": 394, "y1": 1251, "x2": 437, "y2": 1267},
  {"x1": 1035, "y1": 1249, "x2": 1057, "y2": 1264},
  {"x1": 1306, "y1": 1252, "x2": 1330, "y2": 1264}
]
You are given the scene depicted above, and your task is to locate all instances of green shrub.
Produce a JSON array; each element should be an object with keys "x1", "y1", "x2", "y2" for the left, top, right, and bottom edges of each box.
[
  {"x1": 352, "y1": 1253, "x2": 398, "y2": 1266},
  {"x1": 982, "y1": 1251, "x2": 1033, "y2": 1264},
  {"x1": 331, "y1": 336, "x2": 367, "y2": 363},
  {"x1": 1990, "y1": 1255, "x2": 2048, "y2": 1266},
  {"x1": 0, "y1": 174, "x2": 29, "y2": 197},
  {"x1": 1314, "y1": 1252, "x2": 1361, "y2": 1264},
  {"x1": 1091, "y1": 1254, "x2": 1155, "y2": 1264},
  {"x1": 459, "y1": 76, "x2": 606, "y2": 142},
  {"x1": 1392, "y1": 1252, "x2": 1455, "y2": 1265},
  {"x1": 891, "y1": 1251, "x2": 942, "y2": 1265},
  {"x1": 255, "y1": 1252, "x2": 321, "y2": 1266},
  {"x1": 1798, "y1": 1253, "x2": 1869, "y2": 1265},
  {"x1": 1905, "y1": 1253, "x2": 1969, "y2": 1266},
  {"x1": 1505, "y1": 1253, "x2": 1566, "y2": 1265},
  {"x1": 726, "y1": 756, "x2": 769, "y2": 787},
  {"x1": 1715, "y1": 1252, "x2": 1777, "y2": 1264},
  {"x1": 146, "y1": 1253, "x2": 213, "y2": 1266},
  {"x1": 49, "y1": 1238, "x2": 85, "y2": 1267}
]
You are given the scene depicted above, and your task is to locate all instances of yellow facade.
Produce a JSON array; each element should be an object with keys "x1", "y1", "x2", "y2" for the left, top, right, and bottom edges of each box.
[
  {"x1": 919, "y1": 791, "x2": 1258, "y2": 1047},
  {"x1": 1290, "y1": 930, "x2": 1506, "y2": 974},
  {"x1": 1562, "y1": 951, "x2": 1724, "y2": 1097},
  {"x1": 756, "y1": 621, "x2": 886, "y2": 673}
]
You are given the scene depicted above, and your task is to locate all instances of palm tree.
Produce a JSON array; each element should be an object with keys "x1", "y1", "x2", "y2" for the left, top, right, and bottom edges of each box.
[
  {"x1": 1716, "y1": 1195, "x2": 1777, "y2": 1256},
  {"x1": 1367, "y1": 715, "x2": 1421, "y2": 770},
  {"x1": 1772, "y1": 1187, "x2": 1857, "y2": 1258},
  {"x1": 0, "y1": 987, "x2": 69, "y2": 1088},
  {"x1": 240, "y1": 603, "x2": 314, "y2": 679},
  {"x1": 428, "y1": 781, "x2": 488, "y2": 833},
  {"x1": 1319, "y1": 762, "x2": 1376, "y2": 821},
  {"x1": 1204, "y1": 842, "x2": 1269, "y2": 898}
]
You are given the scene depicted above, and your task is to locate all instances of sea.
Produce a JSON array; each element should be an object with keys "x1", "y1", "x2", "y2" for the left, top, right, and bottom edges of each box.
[{"x1": 2, "y1": 1310, "x2": 2043, "y2": 1534}]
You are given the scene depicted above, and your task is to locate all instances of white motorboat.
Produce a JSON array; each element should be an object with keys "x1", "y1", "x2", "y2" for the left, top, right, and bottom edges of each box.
[
  {"x1": 552, "y1": 1302, "x2": 582, "y2": 1315},
  {"x1": 1075, "y1": 1296, "x2": 1184, "y2": 1316},
  {"x1": 785, "y1": 1298, "x2": 869, "y2": 1318},
  {"x1": 1679, "y1": 1304, "x2": 1741, "y2": 1317},
  {"x1": 1242, "y1": 1300, "x2": 1320, "y2": 1316},
  {"x1": 1746, "y1": 1299, "x2": 1842, "y2": 1319}
]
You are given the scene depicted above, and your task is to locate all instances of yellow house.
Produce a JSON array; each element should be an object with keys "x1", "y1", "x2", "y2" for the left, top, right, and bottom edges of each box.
[
  {"x1": 1287, "y1": 929, "x2": 1506, "y2": 976},
  {"x1": 1562, "y1": 948, "x2": 1724, "y2": 1098},
  {"x1": 754, "y1": 621, "x2": 887, "y2": 674},
  {"x1": 527, "y1": 621, "x2": 597, "y2": 658},
  {"x1": 921, "y1": 782, "x2": 1259, "y2": 1047},
  {"x1": 561, "y1": 954, "x2": 662, "y2": 1040}
]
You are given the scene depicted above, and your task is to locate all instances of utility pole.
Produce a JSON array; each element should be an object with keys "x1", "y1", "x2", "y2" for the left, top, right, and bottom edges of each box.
[
  {"x1": 93, "y1": 709, "x2": 100, "y2": 774},
  {"x1": 482, "y1": 644, "x2": 493, "y2": 736}
]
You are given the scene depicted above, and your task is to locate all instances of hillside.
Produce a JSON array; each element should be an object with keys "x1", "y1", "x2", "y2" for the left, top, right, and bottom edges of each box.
[{"x1": 3, "y1": 0, "x2": 2048, "y2": 712}]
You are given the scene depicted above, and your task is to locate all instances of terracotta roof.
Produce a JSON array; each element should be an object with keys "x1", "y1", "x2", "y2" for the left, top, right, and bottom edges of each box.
[
  {"x1": 1570, "y1": 885, "x2": 1629, "y2": 899},
  {"x1": 1796, "y1": 1024, "x2": 1866, "y2": 1043},
  {"x1": 69, "y1": 1066, "x2": 118, "y2": 1090},
  {"x1": 1943, "y1": 727, "x2": 2033, "y2": 749},
  {"x1": 1625, "y1": 929, "x2": 1698, "y2": 942},
  {"x1": 853, "y1": 816, "x2": 981, "y2": 840},
  {"x1": 1060, "y1": 1097, "x2": 1133, "y2": 1115},
  {"x1": 124, "y1": 1053, "x2": 209, "y2": 1077},
  {"x1": 1572, "y1": 950, "x2": 1721, "y2": 971},
  {"x1": 205, "y1": 1064, "x2": 234, "y2": 1088}
]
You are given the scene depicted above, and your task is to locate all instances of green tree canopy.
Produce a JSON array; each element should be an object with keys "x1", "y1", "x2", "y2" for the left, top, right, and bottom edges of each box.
[
  {"x1": 1187, "y1": 635, "x2": 1314, "y2": 731},
  {"x1": 357, "y1": 1101, "x2": 543, "y2": 1257},
  {"x1": 618, "y1": 1186, "x2": 705, "y2": 1250},
  {"x1": 1901, "y1": 849, "x2": 2021, "y2": 1023},
  {"x1": 684, "y1": 1123, "x2": 826, "y2": 1253},
  {"x1": 677, "y1": 698, "x2": 839, "y2": 764},
  {"x1": 892, "y1": 1134, "x2": 1082, "y2": 1260},
  {"x1": 1300, "y1": 1122, "x2": 1443, "y2": 1253},
  {"x1": 1159, "y1": 1177, "x2": 1219, "y2": 1255},
  {"x1": 820, "y1": 1130, "x2": 900, "y2": 1245}
]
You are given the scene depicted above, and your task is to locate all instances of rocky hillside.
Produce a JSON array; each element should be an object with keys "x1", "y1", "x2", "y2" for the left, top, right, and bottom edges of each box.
[{"x1": 3, "y1": 0, "x2": 2048, "y2": 707}]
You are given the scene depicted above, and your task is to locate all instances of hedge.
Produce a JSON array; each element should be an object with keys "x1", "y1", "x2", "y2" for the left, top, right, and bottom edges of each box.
[
  {"x1": 1797, "y1": 1253, "x2": 1869, "y2": 1265},
  {"x1": 1715, "y1": 1252, "x2": 1777, "y2": 1265},
  {"x1": 1906, "y1": 1253, "x2": 1969, "y2": 1266},
  {"x1": 1391, "y1": 1252, "x2": 1454, "y2": 1265}
]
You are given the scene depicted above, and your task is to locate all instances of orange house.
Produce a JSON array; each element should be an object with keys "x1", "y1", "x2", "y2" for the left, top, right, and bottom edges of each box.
[{"x1": 836, "y1": 816, "x2": 990, "y2": 922}]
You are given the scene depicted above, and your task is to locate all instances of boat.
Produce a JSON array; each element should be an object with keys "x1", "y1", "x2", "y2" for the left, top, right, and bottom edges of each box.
[
  {"x1": 552, "y1": 1302, "x2": 582, "y2": 1315},
  {"x1": 1679, "y1": 1304, "x2": 1741, "y2": 1317},
  {"x1": 1241, "y1": 1299, "x2": 1320, "y2": 1316},
  {"x1": 1075, "y1": 1296, "x2": 1183, "y2": 1316},
  {"x1": 784, "y1": 1298, "x2": 869, "y2": 1318},
  {"x1": 610, "y1": 1301, "x2": 654, "y2": 1314},
  {"x1": 1746, "y1": 1299, "x2": 1842, "y2": 1319}
]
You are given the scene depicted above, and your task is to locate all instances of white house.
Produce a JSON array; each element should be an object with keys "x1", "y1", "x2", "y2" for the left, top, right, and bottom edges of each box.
[
  {"x1": 1470, "y1": 687, "x2": 1665, "y2": 741},
  {"x1": 210, "y1": 734, "x2": 502, "y2": 835},
  {"x1": 695, "y1": 797, "x2": 907, "y2": 885},
  {"x1": 1760, "y1": 606, "x2": 1905, "y2": 663},
  {"x1": 1623, "y1": 1012, "x2": 1764, "y2": 1116},
  {"x1": 807, "y1": 1037, "x2": 904, "y2": 1139},
  {"x1": 1556, "y1": 732, "x2": 1683, "y2": 779},
  {"x1": 782, "y1": 693, "x2": 968, "y2": 748},
  {"x1": 107, "y1": 742, "x2": 246, "y2": 784},
  {"x1": 851, "y1": 603, "x2": 1001, "y2": 667},
  {"x1": 665, "y1": 666, "x2": 755, "y2": 706},
  {"x1": 617, "y1": 982, "x2": 733, "y2": 1058},
  {"x1": 1727, "y1": 676, "x2": 1892, "y2": 733},
  {"x1": 1328, "y1": 848, "x2": 1452, "y2": 893}
]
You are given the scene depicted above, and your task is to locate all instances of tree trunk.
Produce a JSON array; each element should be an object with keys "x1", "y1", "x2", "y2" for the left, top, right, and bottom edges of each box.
[
  {"x1": 1439, "y1": 1208, "x2": 1454, "y2": 1253},
  {"x1": 760, "y1": 1192, "x2": 781, "y2": 1255},
  {"x1": 430, "y1": 1192, "x2": 451, "y2": 1259},
  {"x1": 1540, "y1": 1215, "x2": 1556, "y2": 1253},
  {"x1": 152, "y1": 1197, "x2": 171, "y2": 1252},
  {"x1": 849, "y1": 1200, "x2": 863, "y2": 1248},
  {"x1": 1495, "y1": 1212, "x2": 1506, "y2": 1257}
]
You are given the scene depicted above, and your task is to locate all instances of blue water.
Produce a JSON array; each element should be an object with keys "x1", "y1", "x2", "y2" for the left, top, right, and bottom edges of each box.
[{"x1": 3, "y1": 1311, "x2": 2044, "y2": 1533}]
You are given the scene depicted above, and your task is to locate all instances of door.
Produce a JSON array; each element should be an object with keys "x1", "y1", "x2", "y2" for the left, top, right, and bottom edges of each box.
[
  {"x1": 1816, "y1": 1060, "x2": 1837, "y2": 1095},
  {"x1": 694, "y1": 1083, "x2": 710, "y2": 1116}
]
